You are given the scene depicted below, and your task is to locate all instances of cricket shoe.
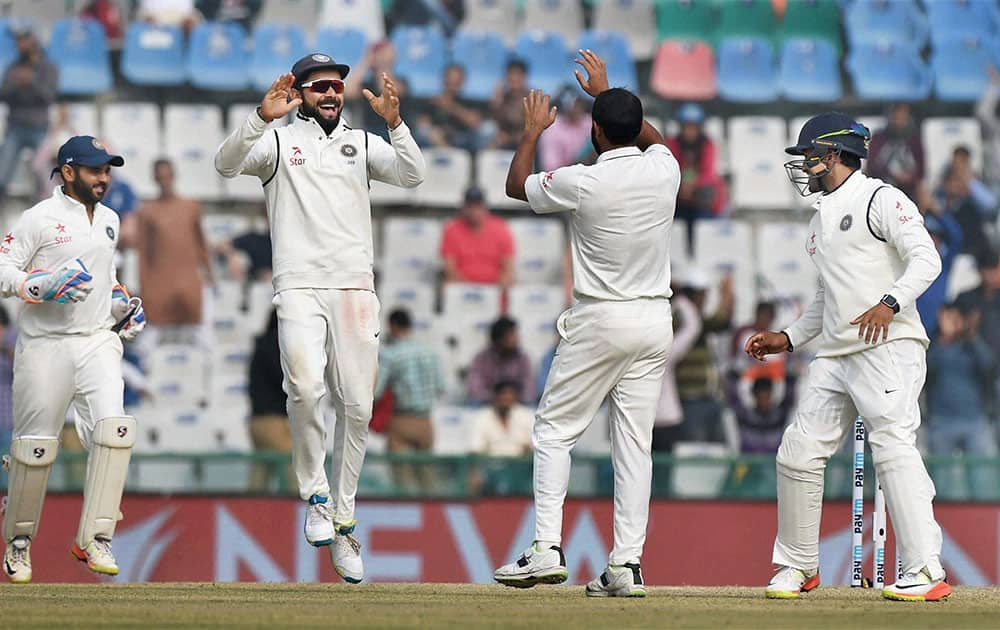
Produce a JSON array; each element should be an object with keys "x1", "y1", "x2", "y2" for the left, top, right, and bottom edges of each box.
[
  {"x1": 331, "y1": 523, "x2": 363, "y2": 583},
  {"x1": 765, "y1": 566, "x2": 820, "y2": 599},
  {"x1": 882, "y1": 568, "x2": 951, "y2": 602},
  {"x1": 4, "y1": 536, "x2": 32, "y2": 583},
  {"x1": 304, "y1": 494, "x2": 335, "y2": 547},
  {"x1": 71, "y1": 536, "x2": 119, "y2": 576},
  {"x1": 494, "y1": 543, "x2": 568, "y2": 588},
  {"x1": 585, "y1": 562, "x2": 646, "y2": 598}
]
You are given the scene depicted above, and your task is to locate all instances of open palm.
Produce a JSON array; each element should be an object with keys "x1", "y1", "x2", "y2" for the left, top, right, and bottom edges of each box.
[{"x1": 259, "y1": 73, "x2": 302, "y2": 122}]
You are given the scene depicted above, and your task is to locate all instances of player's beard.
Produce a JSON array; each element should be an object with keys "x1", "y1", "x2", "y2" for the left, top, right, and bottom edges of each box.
[
  {"x1": 301, "y1": 96, "x2": 342, "y2": 135},
  {"x1": 69, "y1": 174, "x2": 106, "y2": 206}
]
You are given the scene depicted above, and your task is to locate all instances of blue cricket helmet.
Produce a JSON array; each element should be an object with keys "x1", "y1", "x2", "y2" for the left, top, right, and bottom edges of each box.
[{"x1": 785, "y1": 112, "x2": 871, "y2": 159}]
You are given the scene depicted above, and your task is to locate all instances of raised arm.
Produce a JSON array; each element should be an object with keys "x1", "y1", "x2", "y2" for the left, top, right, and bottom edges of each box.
[
  {"x1": 505, "y1": 90, "x2": 557, "y2": 202},
  {"x1": 365, "y1": 72, "x2": 425, "y2": 188},
  {"x1": 214, "y1": 74, "x2": 293, "y2": 179},
  {"x1": 574, "y1": 49, "x2": 664, "y2": 150}
]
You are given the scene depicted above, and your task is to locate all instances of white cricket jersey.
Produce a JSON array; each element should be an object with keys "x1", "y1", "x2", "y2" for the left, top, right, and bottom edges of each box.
[
  {"x1": 215, "y1": 110, "x2": 425, "y2": 293},
  {"x1": 784, "y1": 171, "x2": 942, "y2": 357},
  {"x1": 0, "y1": 186, "x2": 120, "y2": 338},
  {"x1": 524, "y1": 144, "x2": 680, "y2": 301}
]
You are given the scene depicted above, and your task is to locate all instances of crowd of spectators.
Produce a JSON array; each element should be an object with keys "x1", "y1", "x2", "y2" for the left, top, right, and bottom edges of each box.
[{"x1": 1, "y1": 5, "x2": 1000, "y2": 496}]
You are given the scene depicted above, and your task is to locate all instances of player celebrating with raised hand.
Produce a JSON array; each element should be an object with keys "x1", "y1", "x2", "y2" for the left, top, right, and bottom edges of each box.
[
  {"x1": 745, "y1": 113, "x2": 949, "y2": 601},
  {"x1": 215, "y1": 53, "x2": 424, "y2": 583},
  {"x1": 493, "y1": 50, "x2": 679, "y2": 597},
  {"x1": 1, "y1": 136, "x2": 146, "y2": 583}
]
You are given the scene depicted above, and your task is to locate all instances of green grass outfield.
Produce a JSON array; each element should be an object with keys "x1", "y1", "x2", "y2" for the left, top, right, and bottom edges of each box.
[{"x1": 1, "y1": 583, "x2": 997, "y2": 629}]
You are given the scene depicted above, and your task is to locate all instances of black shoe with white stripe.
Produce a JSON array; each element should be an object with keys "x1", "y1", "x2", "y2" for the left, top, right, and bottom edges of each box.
[
  {"x1": 585, "y1": 562, "x2": 646, "y2": 598},
  {"x1": 494, "y1": 543, "x2": 568, "y2": 588}
]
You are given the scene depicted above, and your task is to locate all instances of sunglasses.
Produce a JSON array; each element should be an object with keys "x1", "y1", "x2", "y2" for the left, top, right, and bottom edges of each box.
[{"x1": 299, "y1": 78, "x2": 345, "y2": 94}]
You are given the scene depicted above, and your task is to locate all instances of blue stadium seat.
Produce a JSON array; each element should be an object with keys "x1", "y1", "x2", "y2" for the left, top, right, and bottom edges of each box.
[
  {"x1": 932, "y1": 36, "x2": 995, "y2": 102},
  {"x1": 451, "y1": 30, "x2": 508, "y2": 102},
  {"x1": 391, "y1": 26, "x2": 447, "y2": 99},
  {"x1": 250, "y1": 24, "x2": 308, "y2": 92},
  {"x1": 717, "y1": 37, "x2": 778, "y2": 103},
  {"x1": 846, "y1": 41, "x2": 931, "y2": 101},
  {"x1": 47, "y1": 18, "x2": 112, "y2": 95},
  {"x1": 314, "y1": 27, "x2": 367, "y2": 76},
  {"x1": 779, "y1": 38, "x2": 841, "y2": 102},
  {"x1": 513, "y1": 30, "x2": 572, "y2": 95},
  {"x1": 187, "y1": 22, "x2": 250, "y2": 92},
  {"x1": 577, "y1": 30, "x2": 638, "y2": 94},
  {"x1": 925, "y1": 0, "x2": 1000, "y2": 48},
  {"x1": 845, "y1": 0, "x2": 928, "y2": 49},
  {"x1": 122, "y1": 23, "x2": 187, "y2": 86}
]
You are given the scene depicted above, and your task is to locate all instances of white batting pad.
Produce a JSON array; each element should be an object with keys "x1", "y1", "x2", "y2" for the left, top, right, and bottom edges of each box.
[
  {"x1": 76, "y1": 417, "x2": 136, "y2": 548},
  {"x1": 1, "y1": 436, "x2": 58, "y2": 541}
]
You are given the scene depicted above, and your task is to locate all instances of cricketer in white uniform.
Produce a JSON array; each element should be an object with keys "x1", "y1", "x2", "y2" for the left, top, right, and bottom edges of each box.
[
  {"x1": 215, "y1": 53, "x2": 424, "y2": 583},
  {"x1": 746, "y1": 113, "x2": 949, "y2": 602},
  {"x1": 494, "y1": 51, "x2": 679, "y2": 597},
  {"x1": 0, "y1": 136, "x2": 146, "y2": 584}
]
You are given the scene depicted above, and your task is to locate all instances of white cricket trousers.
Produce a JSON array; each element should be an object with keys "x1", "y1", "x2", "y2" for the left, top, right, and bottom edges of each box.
[
  {"x1": 533, "y1": 298, "x2": 672, "y2": 566},
  {"x1": 274, "y1": 288, "x2": 380, "y2": 525},
  {"x1": 773, "y1": 338, "x2": 944, "y2": 579},
  {"x1": 13, "y1": 330, "x2": 125, "y2": 445}
]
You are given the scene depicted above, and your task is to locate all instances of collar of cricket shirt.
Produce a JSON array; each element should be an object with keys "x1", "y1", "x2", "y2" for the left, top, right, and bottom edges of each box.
[
  {"x1": 294, "y1": 111, "x2": 346, "y2": 139},
  {"x1": 596, "y1": 146, "x2": 641, "y2": 163},
  {"x1": 54, "y1": 184, "x2": 108, "y2": 221}
]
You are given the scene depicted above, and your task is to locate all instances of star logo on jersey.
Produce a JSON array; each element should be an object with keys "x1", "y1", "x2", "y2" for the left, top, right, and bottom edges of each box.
[
  {"x1": 56, "y1": 223, "x2": 66, "y2": 233},
  {"x1": 807, "y1": 232, "x2": 817, "y2": 257},
  {"x1": 289, "y1": 147, "x2": 305, "y2": 166},
  {"x1": 542, "y1": 172, "x2": 554, "y2": 188},
  {"x1": 3, "y1": 233, "x2": 13, "y2": 245},
  {"x1": 292, "y1": 146, "x2": 302, "y2": 156},
  {"x1": 840, "y1": 214, "x2": 852, "y2": 231}
]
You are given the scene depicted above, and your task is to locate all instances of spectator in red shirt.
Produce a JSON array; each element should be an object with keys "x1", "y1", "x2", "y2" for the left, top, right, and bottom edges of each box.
[
  {"x1": 666, "y1": 103, "x2": 727, "y2": 256},
  {"x1": 441, "y1": 187, "x2": 515, "y2": 287}
]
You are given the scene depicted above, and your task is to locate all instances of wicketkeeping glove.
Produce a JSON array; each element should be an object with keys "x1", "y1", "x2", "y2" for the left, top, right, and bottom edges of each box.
[
  {"x1": 111, "y1": 285, "x2": 146, "y2": 340},
  {"x1": 20, "y1": 267, "x2": 94, "y2": 304}
]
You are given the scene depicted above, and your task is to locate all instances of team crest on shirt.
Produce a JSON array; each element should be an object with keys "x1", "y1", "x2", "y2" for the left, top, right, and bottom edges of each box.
[
  {"x1": 840, "y1": 214, "x2": 853, "y2": 231},
  {"x1": 106, "y1": 225, "x2": 115, "y2": 240},
  {"x1": 341, "y1": 144, "x2": 358, "y2": 158}
]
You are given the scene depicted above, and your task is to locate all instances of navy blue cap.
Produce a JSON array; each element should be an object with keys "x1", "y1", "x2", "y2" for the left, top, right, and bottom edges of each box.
[
  {"x1": 786, "y1": 112, "x2": 870, "y2": 159},
  {"x1": 51, "y1": 136, "x2": 124, "y2": 177},
  {"x1": 291, "y1": 53, "x2": 351, "y2": 85}
]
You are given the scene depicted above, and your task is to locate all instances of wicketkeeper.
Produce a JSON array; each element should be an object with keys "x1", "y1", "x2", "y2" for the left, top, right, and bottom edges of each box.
[{"x1": 0, "y1": 136, "x2": 146, "y2": 583}]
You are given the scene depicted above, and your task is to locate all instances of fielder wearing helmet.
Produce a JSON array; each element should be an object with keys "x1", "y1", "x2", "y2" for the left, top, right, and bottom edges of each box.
[
  {"x1": 784, "y1": 112, "x2": 871, "y2": 196},
  {"x1": 748, "y1": 110, "x2": 948, "y2": 601}
]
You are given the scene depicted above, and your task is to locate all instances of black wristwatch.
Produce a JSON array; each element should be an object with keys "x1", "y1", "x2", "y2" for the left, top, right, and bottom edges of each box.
[{"x1": 880, "y1": 294, "x2": 900, "y2": 314}]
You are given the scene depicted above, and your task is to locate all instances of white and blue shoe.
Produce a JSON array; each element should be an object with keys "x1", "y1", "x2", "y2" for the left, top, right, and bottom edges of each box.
[
  {"x1": 494, "y1": 543, "x2": 568, "y2": 588},
  {"x1": 331, "y1": 522, "x2": 364, "y2": 583},
  {"x1": 304, "y1": 494, "x2": 334, "y2": 547}
]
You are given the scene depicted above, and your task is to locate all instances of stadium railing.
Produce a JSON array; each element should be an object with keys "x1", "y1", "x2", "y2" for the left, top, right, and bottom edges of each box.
[{"x1": 42, "y1": 452, "x2": 1000, "y2": 502}]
